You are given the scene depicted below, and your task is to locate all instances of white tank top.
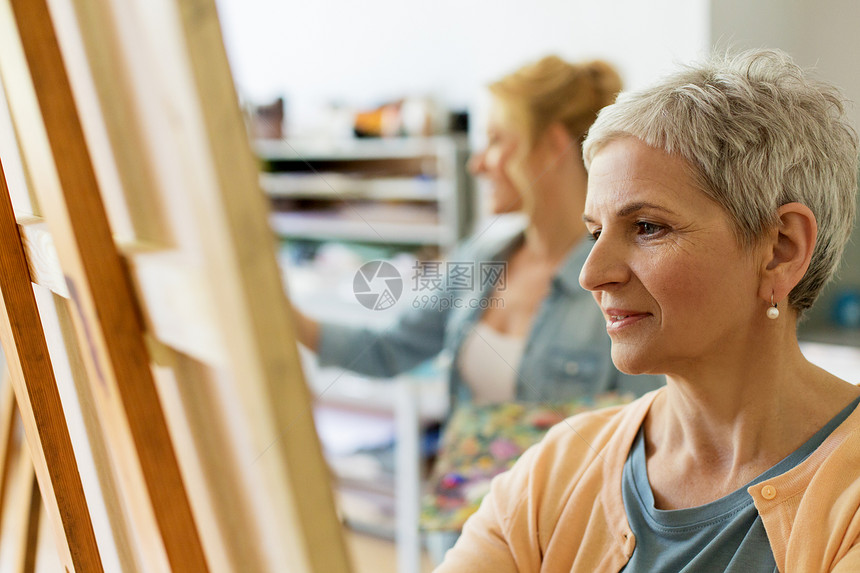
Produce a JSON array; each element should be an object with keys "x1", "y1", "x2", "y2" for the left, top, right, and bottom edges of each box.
[{"x1": 456, "y1": 322, "x2": 526, "y2": 405}]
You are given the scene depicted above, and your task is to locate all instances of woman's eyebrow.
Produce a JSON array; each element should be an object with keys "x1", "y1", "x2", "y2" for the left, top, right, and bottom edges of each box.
[
  {"x1": 583, "y1": 201, "x2": 677, "y2": 224},
  {"x1": 617, "y1": 201, "x2": 676, "y2": 217}
]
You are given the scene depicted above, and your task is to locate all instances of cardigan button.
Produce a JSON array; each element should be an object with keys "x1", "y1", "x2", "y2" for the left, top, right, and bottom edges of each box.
[
  {"x1": 761, "y1": 484, "x2": 777, "y2": 500},
  {"x1": 564, "y1": 361, "x2": 580, "y2": 376}
]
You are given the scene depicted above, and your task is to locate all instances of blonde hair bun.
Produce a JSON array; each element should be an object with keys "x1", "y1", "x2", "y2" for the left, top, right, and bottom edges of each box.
[{"x1": 489, "y1": 55, "x2": 623, "y2": 147}]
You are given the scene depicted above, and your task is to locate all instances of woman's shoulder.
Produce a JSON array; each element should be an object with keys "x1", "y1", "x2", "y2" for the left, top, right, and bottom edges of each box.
[
  {"x1": 449, "y1": 392, "x2": 659, "y2": 569},
  {"x1": 478, "y1": 393, "x2": 657, "y2": 539},
  {"x1": 761, "y1": 398, "x2": 860, "y2": 570},
  {"x1": 540, "y1": 398, "x2": 646, "y2": 455},
  {"x1": 451, "y1": 214, "x2": 526, "y2": 261}
]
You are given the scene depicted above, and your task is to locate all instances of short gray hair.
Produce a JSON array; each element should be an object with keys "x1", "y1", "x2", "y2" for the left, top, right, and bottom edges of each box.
[{"x1": 583, "y1": 49, "x2": 858, "y2": 314}]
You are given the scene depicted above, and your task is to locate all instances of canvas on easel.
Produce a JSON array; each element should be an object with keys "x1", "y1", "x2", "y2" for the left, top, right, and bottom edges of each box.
[{"x1": 0, "y1": 0, "x2": 350, "y2": 571}]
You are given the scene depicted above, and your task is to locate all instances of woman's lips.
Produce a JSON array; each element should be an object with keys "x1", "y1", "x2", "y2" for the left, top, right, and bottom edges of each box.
[{"x1": 603, "y1": 309, "x2": 650, "y2": 332}]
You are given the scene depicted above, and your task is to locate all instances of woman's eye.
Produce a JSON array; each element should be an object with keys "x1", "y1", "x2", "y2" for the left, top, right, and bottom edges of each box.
[
  {"x1": 588, "y1": 228, "x2": 601, "y2": 241},
  {"x1": 636, "y1": 221, "x2": 663, "y2": 235}
]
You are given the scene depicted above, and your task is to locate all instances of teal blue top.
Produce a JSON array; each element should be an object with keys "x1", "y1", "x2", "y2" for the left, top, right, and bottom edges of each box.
[
  {"x1": 621, "y1": 395, "x2": 860, "y2": 572},
  {"x1": 318, "y1": 223, "x2": 663, "y2": 406}
]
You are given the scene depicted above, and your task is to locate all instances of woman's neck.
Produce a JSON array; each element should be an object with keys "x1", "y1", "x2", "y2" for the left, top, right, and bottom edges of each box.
[
  {"x1": 522, "y1": 217, "x2": 582, "y2": 264},
  {"x1": 644, "y1": 327, "x2": 860, "y2": 504},
  {"x1": 522, "y1": 154, "x2": 588, "y2": 264}
]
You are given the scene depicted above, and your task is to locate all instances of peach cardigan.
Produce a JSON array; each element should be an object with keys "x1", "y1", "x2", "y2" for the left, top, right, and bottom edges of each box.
[{"x1": 436, "y1": 388, "x2": 860, "y2": 572}]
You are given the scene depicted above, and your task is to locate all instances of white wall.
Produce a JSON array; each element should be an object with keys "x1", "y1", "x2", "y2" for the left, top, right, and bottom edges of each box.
[
  {"x1": 710, "y1": 0, "x2": 860, "y2": 131},
  {"x1": 215, "y1": 0, "x2": 709, "y2": 137}
]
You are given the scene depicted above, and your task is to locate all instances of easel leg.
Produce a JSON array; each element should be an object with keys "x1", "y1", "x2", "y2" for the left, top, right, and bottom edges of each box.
[
  {"x1": 0, "y1": 155, "x2": 103, "y2": 572},
  {"x1": 0, "y1": 376, "x2": 44, "y2": 573},
  {"x1": 16, "y1": 446, "x2": 41, "y2": 573},
  {"x1": 0, "y1": 375, "x2": 16, "y2": 523}
]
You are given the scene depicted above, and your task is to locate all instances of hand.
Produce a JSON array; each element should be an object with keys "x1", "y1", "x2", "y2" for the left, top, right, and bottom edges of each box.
[{"x1": 290, "y1": 303, "x2": 321, "y2": 352}]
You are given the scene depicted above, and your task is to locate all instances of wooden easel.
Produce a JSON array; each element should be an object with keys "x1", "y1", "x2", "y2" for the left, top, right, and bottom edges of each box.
[
  {"x1": 0, "y1": 0, "x2": 351, "y2": 571},
  {"x1": 0, "y1": 377, "x2": 44, "y2": 573}
]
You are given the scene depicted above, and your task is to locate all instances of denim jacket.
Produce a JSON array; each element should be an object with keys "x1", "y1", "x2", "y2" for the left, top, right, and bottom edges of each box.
[{"x1": 317, "y1": 223, "x2": 663, "y2": 407}]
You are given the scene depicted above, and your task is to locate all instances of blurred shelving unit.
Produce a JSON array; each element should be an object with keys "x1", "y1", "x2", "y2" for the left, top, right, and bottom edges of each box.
[
  {"x1": 257, "y1": 136, "x2": 473, "y2": 253},
  {"x1": 256, "y1": 136, "x2": 473, "y2": 571}
]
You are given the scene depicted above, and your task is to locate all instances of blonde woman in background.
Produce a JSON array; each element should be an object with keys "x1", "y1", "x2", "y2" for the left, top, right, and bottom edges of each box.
[{"x1": 292, "y1": 55, "x2": 663, "y2": 562}]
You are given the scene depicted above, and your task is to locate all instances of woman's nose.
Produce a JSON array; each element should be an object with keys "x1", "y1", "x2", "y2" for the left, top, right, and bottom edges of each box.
[{"x1": 579, "y1": 235, "x2": 629, "y2": 292}]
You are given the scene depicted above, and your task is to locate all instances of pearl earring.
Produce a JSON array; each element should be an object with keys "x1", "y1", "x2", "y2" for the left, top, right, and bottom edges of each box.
[{"x1": 767, "y1": 294, "x2": 779, "y2": 320}]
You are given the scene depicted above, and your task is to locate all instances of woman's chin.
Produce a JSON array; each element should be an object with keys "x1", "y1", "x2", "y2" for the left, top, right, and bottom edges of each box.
[
  {"x1": 610, "y1": 351, "x2": 655, "y2": 377},
  {"x1": 488, "y1": 198, "x2": 524, "y2": 215},
  {"x1": 482, "y1": 185, "x2": 523, "y2": 215}
]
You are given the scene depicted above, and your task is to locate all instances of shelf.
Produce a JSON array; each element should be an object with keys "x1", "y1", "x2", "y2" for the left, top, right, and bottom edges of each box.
[
  {"x1": 262, "y1": 136, "x2": 468, "y2": 563},
  {"x1": 255, "y1": 136, "x2": 462, "y2": 161},
  {"x1": 259, "y1": 135, "x2": 473, "y2": 257},
  {"x1": 260, "y1": 172, "x2": 440, "y2": 201},
  {"x1": 270, "y1": 212, "x2": 451, "y2": 245},
  {"x1": 337, "y1": 487, "x2": 397, "y2": 540}
]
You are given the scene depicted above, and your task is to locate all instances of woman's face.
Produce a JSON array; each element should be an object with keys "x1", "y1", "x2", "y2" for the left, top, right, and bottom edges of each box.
[
  {"x1": 580, "y1": 137, "x2": 763, "y2": 376},
  {"x1": 468, "y1": 100, "x2": 526, "y2": 215}
]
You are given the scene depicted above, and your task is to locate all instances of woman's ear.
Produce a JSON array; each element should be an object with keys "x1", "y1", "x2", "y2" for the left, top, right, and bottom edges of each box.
[
  {"x1": 544, "y1": 122, "x2": 574, "y2": 155},
  {"x1": 759, "y1": 202, "x2": 817, "y2": 304},
  {"x1": 531, "y1": 122, "x2": 578, "y2": 173}
]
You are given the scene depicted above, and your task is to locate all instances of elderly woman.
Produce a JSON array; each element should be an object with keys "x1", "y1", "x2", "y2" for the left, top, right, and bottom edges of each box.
[{"x1": 436, "y1": 49, "x2": 860, "y2": 572}]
